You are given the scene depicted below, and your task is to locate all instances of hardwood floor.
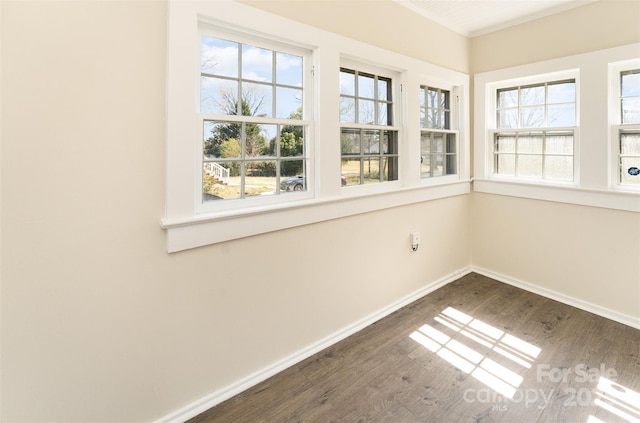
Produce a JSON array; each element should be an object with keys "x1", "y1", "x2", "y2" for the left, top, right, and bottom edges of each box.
[{"x1": 189, "y1": 273, "x2": 640, "y2": 423}]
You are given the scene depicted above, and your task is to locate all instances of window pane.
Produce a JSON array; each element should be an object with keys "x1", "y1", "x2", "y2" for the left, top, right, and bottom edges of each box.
[
  {"x1": 443, "y1": 110, "x2": 450, "y2": 130},
  {"x1": 517, "y1": 155, "x2": 543, "y2": 178},
  {"x1": 201, "y1": 36, "x2": 238, "y2": 77},
  {"x1": 245, "y1": 160, "x2": 277, "y2": 197},
  {"x1": 280, "y1": 161, "x2": 305, "y2": 192},
  {"x1": 432, "y1": 134, "x2": 444, "y2": 153},
  {"x1": 445, "y1": 154, "x2": 457, "y2": 175},
  {"x1": 427, "y1": 89, "x2": 438, "y2": 108},
  {"x1": 280, "y1": 125, "x2": 304, "y2": 157},
  {"x1": 548, "y1": 103, "x2": 576, "y2": 127},
  {"x1": 521, "y1": 85, "x2": 544, "y2": 106},
  {"x1": 521, "y1": 106, "x2": 544, "y2": 127},
  {"x1": 203, "y1": 161, "x2": 240, "y2": 201},
  {"x1": 358, "y1": 73, "x2": 375, "y2": 99},
  {"x1": 377, "y1": 103, "x2": 390, "y2": 126},
  {"x1": 281, "y1": 159, "x2": 305, "y2": 178},
  {"x1": 517, "y1": 134, "x2": 543, "y2": 154},
  {"x1": 242, "y1": 44, "x2": 273, "y2": 82},
  {"x1": 547, "y1": 81, "x2": 575, "y2": 104},
  {"x1": 495, "y1": 135, "x2": 516, "y2": 153},
  {"x1": 620, "y1": 157, "x2": 640, "y2": 185},
  {"x1": 446, "y1": 133, "x2": 457, "y2": 154},
  {"x1": 341, "y1": 158, "x2": 361, "y2": 185},
  {"x1": 421, "y1": 154, "x2": 432, "y2": 178},
  {"x1": 204, "y1": 121, "x2": 242, "y2": 159},
  {"x1": 276, "y1": 52, "x2": 302, "y2": 87},
  {"x1": 378, "y1": 78, "x2": 390, "y2": 101},
  {"x1": 340, "y1": 70, "x2": 355, "y2": 95},
  {"x1": 363, "y1": 157, "x2": 380, "y2": 183},
  {"x1": 341, "y1": 128, "x2": 360, "y2": 155},
  {"x1": 242, "y1": 82, "x2": 272, "y2": 117},
  {"x1": 495, "y1": 154, "x2": 516, "y2": 175},
  {"x1": 427, "y1": 109, "x2": 439, "y2": 128},
  {"x1": 421, "y1": 132, "x2": 431, "y2": 155},
  {"x1": 498, "y1": 109, "x2": 518, "y2": 128},
  {"x1": 441, "y1": 90, "x2": 450, "y2": 109},
  {"x1": 382, "y1": 131, "x2": 398, "y2": 154},
  {"x1": 276, "y1": 87, "x2": 302, "y2": 119},
  {"x1": 544, "y1": 156, "x2": 573, "y2": 181},
  {"x1": 358, "y1": 99, "x2": 375, "y2": 124},
  {"x1": 431, "y1": 154, "x2": 444, "y2": 176},
  {"x1": 383, "y1": 156, "x2": 398, "y2": 181},
  {"x1": 340, "y1": 97, "x2": 355, "y2": 123},
  {"x1": 545, "y1": 133, "x2": 573, "y2": 155},
  {"x1": 420, "y1": 88, "x2": 427, "y2": 128},
  {"x1": 621, "y1": 71, "x2": 640, "y2": 97},
  {"x1": 245, "y1": 123, "x2": 271, "y2": 157},
  {"x1": 621, "y1": 132, "x2": 640, "y2": 155},
  {"x1": 363, "y1": 130, "x2": 380, "y2": 154},
  {"x1": 498, "y1": 88, "x2": 518, "y2": 108},
  {"x1": 622, "y1": 98, "x2": 640, "y2": 124},
  {"x1": 201, "y1": 77, "x2": 238, "y2": 114}
]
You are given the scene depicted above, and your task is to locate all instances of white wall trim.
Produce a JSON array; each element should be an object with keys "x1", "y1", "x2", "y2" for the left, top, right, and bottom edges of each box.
[
  {"x1": 473, "y1": 178, "x2": 640, "y2": 212},
  {"x1": 472, "y1": 266, "x2": 640, "y2": 330},
  {"x1": 154, "y1": 266, "x2": 473, "y2": 423}
]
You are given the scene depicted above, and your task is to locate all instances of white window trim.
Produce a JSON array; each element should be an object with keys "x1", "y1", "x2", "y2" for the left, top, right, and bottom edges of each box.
[
  {"x1": 609, "y1": 59, "x2": 640, "y2": 192},
  {"x1": 163, "y1": 0, "x2": 470, "y2": 252},
  {"x1": 474, "y1": 43, "x2": 640, "y2": 212}
]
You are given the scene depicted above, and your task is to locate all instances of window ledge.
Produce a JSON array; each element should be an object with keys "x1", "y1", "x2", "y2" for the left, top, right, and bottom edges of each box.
[
  {"x1": 473, "y1": 178, "x2": 640, "y2": 212},
  {"x1": 161, "y1": 180, "x2": 471, "y2": 252}
]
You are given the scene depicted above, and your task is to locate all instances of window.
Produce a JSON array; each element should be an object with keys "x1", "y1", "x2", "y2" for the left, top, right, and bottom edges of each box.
[
  {"x1": 493, "y1": 79, "x2": 576, "y2": 181},
  {"x1": 617, "y1": 69, "x2": 640, "y2": 186},
  {"x1": 339, "y1": 67, "x2": 398, "y2": 186},
  {"x1": 165, "y1": 1, "x2": 470, "y2": 251},
  {"x1": 420, "y1": 86, "x2": 457, "y2": 178},
  {"x1": 475, "y1": 45, "x2": 639, "y2": 213},
  {"x1": 199, "y1": 33, "x2": 311, "y2": 203}
]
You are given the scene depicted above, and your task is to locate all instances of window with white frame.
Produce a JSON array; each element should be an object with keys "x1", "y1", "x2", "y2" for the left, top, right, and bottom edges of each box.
[
  {"x1": 164, "y1": 1, "x2": 471, "y2": 252},
  {"x1": 339, "y1": 67, "x2": 399, "y2": 186},
  {"x1": 420, "y1": 86, "x2": 457, "y2": 178},
  {"x1": 199, "y1": 32, "x2": 311, "y2": 202},
  {"x1": 492, "y1": 79, "x2": 576, "y2": 181},
  {"x1": 616, "y1": 69, "x2": 640, "y2": 186}
]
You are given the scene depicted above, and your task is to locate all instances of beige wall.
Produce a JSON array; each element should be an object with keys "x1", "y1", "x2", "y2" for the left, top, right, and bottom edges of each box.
[
  {"x1": 1, "y1": 0, "x2": 638, "y2": 421},
  {"x1": 471, "y1": 0, "x2": 640, "y2": 73},
  {"x1": 0, "y1": 1, "x2": 470, "y2": 421},
  {"x1": 470, "y1": 0, "x2": 640, "y2": 325},
  {"x1": 472, "y1": 193, "x2": 640, "y2": 319}
]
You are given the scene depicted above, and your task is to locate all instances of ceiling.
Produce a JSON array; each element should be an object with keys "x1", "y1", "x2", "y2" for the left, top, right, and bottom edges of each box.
[{"x1": 393, "y1": 0, "x2": 598, "y2": 37}]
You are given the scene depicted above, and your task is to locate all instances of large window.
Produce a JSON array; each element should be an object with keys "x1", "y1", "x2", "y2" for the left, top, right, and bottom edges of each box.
[
  {"x1": 420, "y1": 86, "x2": 457, "y2": 178},
  {"x1": 339, "y1": 67, "x2": 398, "y2": 186},
  {"x1": 199, "y1": 34, "x2": 310, "y2": 202},
  {"x1": 617, "y1": 69, "x2": 640, "y2": 186},
  {"x1": 165, "y1": 1, "x2": 470, "y2": 251},
  {"x1": 493, "y1": 79, "x2": 576, "y2": 181}
]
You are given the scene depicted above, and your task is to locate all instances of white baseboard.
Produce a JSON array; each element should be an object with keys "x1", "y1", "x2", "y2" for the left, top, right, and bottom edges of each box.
[
  {"x1": 155, "y1": 266, "x2": 473, "y2": 423},
  {"x1": 471, "y1": 266, "x2": 640, "y2": 330}
]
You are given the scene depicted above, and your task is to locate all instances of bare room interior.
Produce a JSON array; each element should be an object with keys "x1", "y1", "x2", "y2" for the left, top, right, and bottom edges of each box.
[{"x1": 1, "y1": 0, "x2": 639, "y2": 422}]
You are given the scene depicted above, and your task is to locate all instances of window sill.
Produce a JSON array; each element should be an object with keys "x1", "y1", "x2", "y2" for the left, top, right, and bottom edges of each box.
[
  {"x1": 161, "y1": 180, "x2": 471, "y2": 252},
  {"x1": 473, "y1": 178, "x2": 640, "y2": 212}
]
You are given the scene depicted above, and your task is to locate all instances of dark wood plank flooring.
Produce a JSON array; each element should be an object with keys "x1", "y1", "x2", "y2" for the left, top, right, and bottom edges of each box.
[{"x1": 189, "y1": 272, "x2": 640, "y2": 422}]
